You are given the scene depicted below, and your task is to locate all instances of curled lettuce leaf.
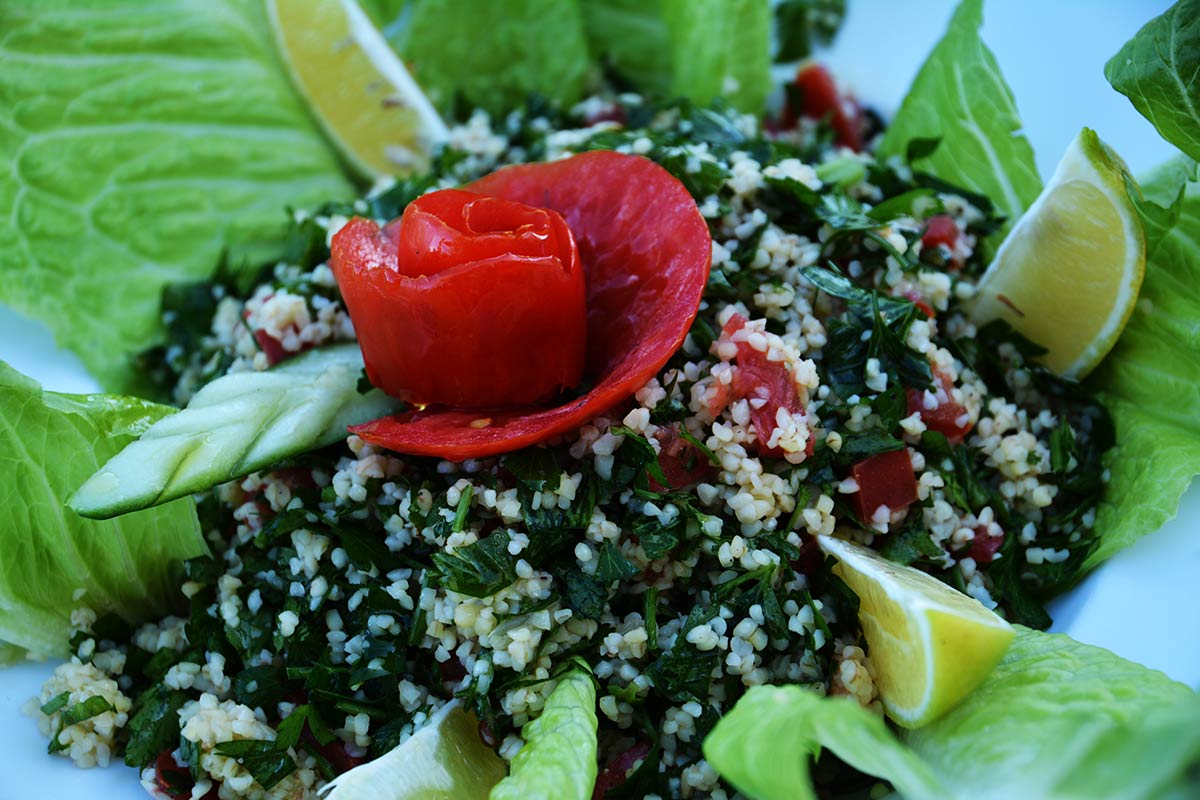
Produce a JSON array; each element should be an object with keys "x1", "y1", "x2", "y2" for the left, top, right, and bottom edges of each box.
[
  {"x1": 1086, "y1": 167, "x2": 1200, "y2": 567},
  {"x1": 396, "y1": 0, "x2": 591, "y2": 117},
  {"x1": 0, "y1": 361, "x2": 206, "y2": 659},
  {"x1": 0, "y1": 0, "x2": 353, "y2": 392},
  {"x1": 705, "y1": 628, "x2": 1200, "y2": 800},
  {"x1": 881, "y1": 0, "x2": 1200, "y2": 570},
  {"x1": 877, "y1": 0, "x2": 1042, "y2": 229},
  {"x1": 1105, "y1": 0, "x2": 1200, "y2": 164},
  {"x1": 490, "y1": 669, "x2": 598, "y2": 800}
]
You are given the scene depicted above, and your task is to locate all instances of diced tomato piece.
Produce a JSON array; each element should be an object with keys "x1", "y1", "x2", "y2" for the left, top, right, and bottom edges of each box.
[
  {"x1": 251, "y1": 329, "x2": 290, "y2": 366},
  {"x1": 785, "y1": 63, "x2": 863, "y2": 151},
  {"x1": 154, "y1": 750, "x2": 218, "y2": 800},
  {"x1": 851, "y1": 449, "x2": 917, "y2": 523},
  {"x1": 593, "y1": 741, "x2": 652, "y2": 799},
  {"x1": 649, "y1": 423, "x2": 713, "y2": 491},
  {"x1": 965, "y1": 525, "x2": 1004, "y2": 565},
  {"x1": 348, "y1": 152, "x2": 711, "y2": 460},
  {"x1": 905, "y1": 369, "x2": 972, "y2": 444},
  {"x1": 921, "y1": 214, "x2": 959, "y2": 250},
  {"x1": 902, "y1": 289, "x2": 935, "y2": 319},
  {"x1": 791, "y1": 533, "x2": 824, "y2": 577},
  {"x1": 721, "y1": 314, "x2": 815, "y2": 461}
]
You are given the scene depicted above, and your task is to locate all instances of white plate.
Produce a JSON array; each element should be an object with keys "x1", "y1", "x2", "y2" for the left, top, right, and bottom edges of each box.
[{"x1": 1, "y1": 1, "x2": 1195, "y2": 797}]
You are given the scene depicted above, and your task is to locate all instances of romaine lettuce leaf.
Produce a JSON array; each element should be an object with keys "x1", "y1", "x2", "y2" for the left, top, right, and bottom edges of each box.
[
  {"x1": 705, "y1": 628, "x2": 1200, "y2": 800},
  {"x1": 0, "y1": 0, "x2": 353, "y2": 391},
  {"x1": 489, "y1": 669, "x2": 598, "y2": 800},
  {"x1": 661, "y1": 0, "x2": 772, "y2": 114},
  {"x1": 1105, "y1": 0, "x2": 1200, "y2": 163},
  {"x1": 877, "y1": 0, "x2": 1042, "y2": 228},
  {"x1": 581, "y1": 0, "x2": 772, "y2": 114},
  {"x1": 397, "y1": 0, "x2": 591, "y2": 118},
  {"x1": 1086, "y1": 168, "x2": 1200, "y2": 568},
  {"x1": 582, "y1": 0, "x2": 673, "y2": 96},
  {"x1": 0, "y1": 361, "x2": 207, "y2": 660}
]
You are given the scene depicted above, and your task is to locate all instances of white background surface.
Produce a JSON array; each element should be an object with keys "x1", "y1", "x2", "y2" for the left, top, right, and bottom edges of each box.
[{"x1": 0, "y1": 1, "x2": 1196, "y2": 797}]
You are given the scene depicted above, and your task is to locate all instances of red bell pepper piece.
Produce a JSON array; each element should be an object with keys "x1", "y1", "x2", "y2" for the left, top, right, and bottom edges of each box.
[
  {"x1": 347, "y1": 151, "x2": 711, "y2": 460},
  {"x1": 851, "y1": 449, "x2": 917, "y2": 523},
  {"x1": 332, "y1": 189, "x2": 586, "y2": 407},
  {"x1": 906, "y1": 368, "x2": 973, "y2": 444}
]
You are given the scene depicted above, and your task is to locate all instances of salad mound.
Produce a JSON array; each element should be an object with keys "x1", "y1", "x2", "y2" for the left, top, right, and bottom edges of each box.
[
  {"x1": 3, "y1": 1, "x2": 1200, "y2": 799},
  {"x1": 27, "y1": 90, "x2": 1115, "y2": 797}
]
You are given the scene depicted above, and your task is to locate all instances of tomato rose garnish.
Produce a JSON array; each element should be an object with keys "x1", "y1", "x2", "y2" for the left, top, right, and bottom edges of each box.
[
  {"x1": 344, "y1": 151, "x2": 712, "y2": 460},
  {"x1": 333, "y1": 189, "x2": 586, "y2": 407}
]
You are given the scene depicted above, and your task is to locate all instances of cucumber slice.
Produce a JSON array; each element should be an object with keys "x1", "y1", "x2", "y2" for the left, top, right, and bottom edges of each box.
[{"x1": 69, "y1": 344, "x2": 402, "y2": 519}]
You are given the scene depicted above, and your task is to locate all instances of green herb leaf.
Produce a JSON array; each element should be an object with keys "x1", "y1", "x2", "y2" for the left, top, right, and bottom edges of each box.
[
  {"x1": 49, "y1": 696, "x2": 118, "y2": 754},
  {"x1": 125, "y1": 685, "x2": 189, "y2": 768},
  {"x1": 594, "y1": 542, "x2": 640, "y2": 583},
  {"x1": 610, "y1": 426, "x2": 670, "y2": 487},
  {"x1": 1105, "y1": 0, "x2": 1200, "y2": 163},
  {"x1": 646, "y1": 605, "x2": 719, "y2": 702},
  {"x1": 214, "y1": 739, "x2": 296, "y2": 790},
  {"x1": 432, "y1": 533, "x2": 518, "y2": 598},
  {"x1": 878, "y1": 0, "x2": 1041, "y2": 233},
  {"x1": 774, "y1": 0, "x2": 846, "y2": 62},
  {"x1": 562, "y1": 569, "x2": 608, "y2": 620}
]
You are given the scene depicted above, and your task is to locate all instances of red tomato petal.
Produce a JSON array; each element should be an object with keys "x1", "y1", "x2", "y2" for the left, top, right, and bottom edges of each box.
[
  {"x1": 352, "y1": 151, "x2": 712, "y2": 459},
  {"x1": 334, "y1": 211, "x2": 586, "y2": 407}
]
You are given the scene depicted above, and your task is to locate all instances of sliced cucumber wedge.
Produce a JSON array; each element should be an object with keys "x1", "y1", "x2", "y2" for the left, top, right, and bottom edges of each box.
[{"x1": 69, "y1": 344, "x2": 402, "y2": 519}]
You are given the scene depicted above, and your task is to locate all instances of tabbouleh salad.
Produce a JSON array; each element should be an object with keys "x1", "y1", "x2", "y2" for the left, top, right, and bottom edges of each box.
[
  {"x1": 6, "y1": 0, "x2": 1200, "y2": 799},
  {"x1": 31, "y1": 88, "x2": 1108, "y2": 800}
]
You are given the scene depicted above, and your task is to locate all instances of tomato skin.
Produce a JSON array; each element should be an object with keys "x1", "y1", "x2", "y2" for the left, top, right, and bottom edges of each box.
[
  {"x1": 905, "y1": 369, "x2": 973, "y2": 444},
  {"x1": 331, "y1": 190, "x2": 586, "y2": 408},
  {"x1": 350, "y1": 152, "x2": 711, "y2": 460},
  {"x1": 593, "y1": 741, "x2": 652, "y2": 799},
  {"x1": 786, "y1": 63, "x2": 863, "y2": 151},
  {"x1": 851, "y1": 449, "x2": 917, "y2": 523},
  {"x1": 721, "y1": 314, "x2": 815, "y2": 461}
]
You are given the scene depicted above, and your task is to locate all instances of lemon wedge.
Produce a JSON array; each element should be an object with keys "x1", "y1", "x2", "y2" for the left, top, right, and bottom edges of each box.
[
  {"x1": 818, "y1": 535, "x2": 1014, "y2": 728},
  {"x1": 969, "y1": 128, "x2": 1145, "y2": 379},
  {"x1": 267, "y1": 0, "x2": 448, "y2": 179},
  {"x1": 319, "y1": 701, "x2": 506, "y2": 799}
]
